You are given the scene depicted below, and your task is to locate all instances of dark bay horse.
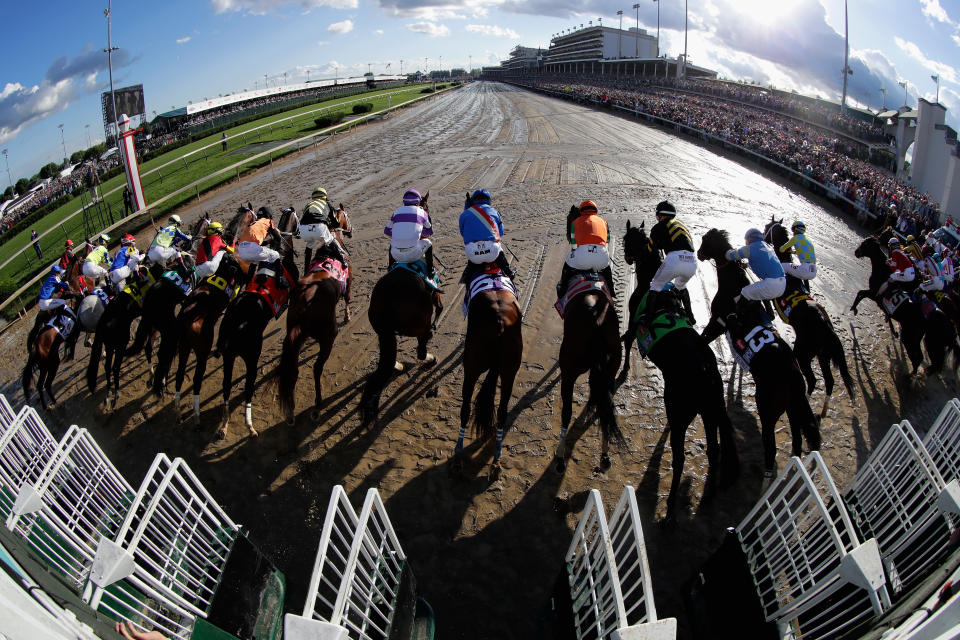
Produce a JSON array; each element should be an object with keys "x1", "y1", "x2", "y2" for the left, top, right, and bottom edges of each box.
[
  {"x1": 619, "y1": 221, "x2": 738, "y2": 514},
  {"x1": 763, "y1": 219, "x2": 854, "y2": 415},
  {"x1": 454, "y1": 279, "x2": 523, "y2": 476},
  {"x1": 555, "y1": 269, "x2": 623, "y2": 473},
  {"x1": 698, "y1": 229, "x2": 820, "y2": 484},
  {"x1": 152, "y1": 255, "x2": 246, "y2": 424},
  {"x1": 361, "y1": 193, "x2": 442, "y2": 425},
  {"x1": 23, "y1": 302, "x2": 80, "y2": 409},
  {"x1": 852, "y1": 236, "x2": 958, "y2": 375},
  {"x1": 85, "y1": 265, "x2": 162, "y2": 410},
  {"x1": 219, "y1": 208, "x2": 299, "y2": 437}
]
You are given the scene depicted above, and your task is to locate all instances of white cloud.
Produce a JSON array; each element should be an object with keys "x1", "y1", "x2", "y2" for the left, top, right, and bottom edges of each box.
[
  {"x1": 316, "y1": 40, "x2": 330, "y2": 46},
  {"x1": 465, "y1": 24, "x2": 519, "y2": 38},
  {"x1": 374, "y1": 29, "x2": 384, "y2": 35},
  {"x1": 376, "y1": 0, "x2": 495, "y2": 20},
  {"x1": 895, "y1": 36, "x2": 958, "y2": 84},
  {"x1": 406, "y1": 21, "x2": 450, "y2": 37},
  {"x1": 327, "y1": 19, "x2": 354, "y2": 34},
  {"x1": 920, "y1": 0, "x2": 954, "y2": 25},
  {"x1": 0, "y1": 80, "x2": 73, "y2": 146},
  {"x1": 212, "y1": 0, "x2": 357, "y2": 13},
  {"x1": 953, "y1": 33, "x2": 960, "y2": 47},
  {"x1": 176, "y1": 36, "x2": 191, "y2": 44}
]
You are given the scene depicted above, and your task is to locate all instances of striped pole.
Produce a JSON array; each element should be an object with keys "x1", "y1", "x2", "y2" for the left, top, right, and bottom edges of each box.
[{"x1": 117, "y1": 113, "x2": 146, "y2": 211}]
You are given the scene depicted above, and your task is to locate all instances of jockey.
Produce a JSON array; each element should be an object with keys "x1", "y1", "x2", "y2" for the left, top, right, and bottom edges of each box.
[
  {"x1": 299, "y1": 187, "x2": 349, "y2": 271},
  {"x1": 725, "y1": 228, "x2": 786, "y2": 302},
  {"x1": 195, "y1": 221, "x2": 234, "y2": 278},
  {"x1": 148, "y1": 214, "x2": 192, "y2": 266},
  {"x1": 237, "y1": 206, "x2": 285, "y2": 278},
  {"x1": 558, "y1": 200, "x2": 613, "y2": 298},
  {"x1": 385, "y1": 189, "x2": 435, "y2": 279},
  {"x1": 647, "y1": 200, "x2": 696, "y2": 320},
  {"x1": 779, "y1": 220, "x2": 817, "y2": 280},
  {"x1": 82, "y1": 234, "x2": 111, "y2": 284},
  {"x1": 108, "y1": 234, "x2": 143, "y2": 286},
  {"x1": 38, "y1": 264, "x2": 72, "y2": 312},
  {"x1": 881, "y1": 236, "x2": 916, "y2": 294},
  {"x1": 458, "y1": 188, "x2": 515, "y2": 283},
  {"x1": 918, "y1": 244, "x2": 944, "y2": 292},
  {"x1": 58, "y1": 239, "x2": 74, "y2": 270},
  {"x1": 942, "y1": 249, "x2": 956, "y2": 285},
  {"x1": 904, "y1": 235, "x2": 923, "y2": 262}
]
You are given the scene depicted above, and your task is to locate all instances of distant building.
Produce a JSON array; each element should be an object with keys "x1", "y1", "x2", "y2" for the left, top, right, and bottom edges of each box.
[{"x1": 502, "y1": 46, "x2": 543, "y2": 73}]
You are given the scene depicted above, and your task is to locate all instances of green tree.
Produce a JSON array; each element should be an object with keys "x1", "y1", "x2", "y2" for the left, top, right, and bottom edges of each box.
[
  {"x1": 15, "y1": 178, "x2": 30, "y2": 195},
  {"x1": 2, "y1": 186, "x2": 12, "y2": 201},
  {"x1": 38, "y1": 162, "x2": 60, "y2": 180},
  {"x1": 70, "y1": 150, "x2": 84, "y2": 164}
]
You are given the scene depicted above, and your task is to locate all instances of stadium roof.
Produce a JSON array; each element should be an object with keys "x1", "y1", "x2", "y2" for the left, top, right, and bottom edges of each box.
[{"x1": 156, "y1": 107, "x2": 187, "y2": 119}]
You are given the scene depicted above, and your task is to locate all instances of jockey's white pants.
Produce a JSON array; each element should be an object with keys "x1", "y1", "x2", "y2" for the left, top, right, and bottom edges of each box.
[
  {"x1": 237, "y1": 241, "x2": 280, "y2": 264},
  {"x1": 300, "y1": 223, "x2": 334, "y2": 249},
  {"x1": 464, "y1": 240, "x2": 502, "y2": 265},
  {"x1": 82, "y1": 262, "x2": 107, "y2": 280},
  {"x1": 920, "y1": 277, "x2": 945, "y2": 292},
  {"x1": 890, "y1": 268, "x2": 915, "y2": 283},
  {"x1": 194, "y1": 251, "x2": 224, "y2": 279},
  {"x1": 649, "y1": 250, "x2": 697, "y2": 292},
  {"x1": 148, "y1": 245, "x2": 178, "y2": 265},
  {"x1": 390, "y1": 238, "x2": 431, "y2": 263},
  {"x1": 782, "y1": 262, "x2": 817, "y2": 280},
  {"x1": 37, "y1": 298, "x2": 66, "y2": 312},
  {"x1": 109, "y1": 266, "x2": 132, "y2": 284},
  {"x1": 565, "y1": 244, "x2": 609, "y2": 271},
  {"x1": 741, "y1": 277, "x2": 786, "y2": 301}
]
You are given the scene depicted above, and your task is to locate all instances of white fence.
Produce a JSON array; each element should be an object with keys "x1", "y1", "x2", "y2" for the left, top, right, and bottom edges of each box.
[
  {"x1": 843, "y1": 420, "x2": 960, "y2": 595},
  {"x1": 922, "y1": 398, "x2": 960, "y2": 483},
  {"x1": 0, "y1": 406, "x2": 59, "y2": 523},
  {"x1": 565, "y1": 487, "x2": 675, "y2": 640},
  {"x1": 88, "y1": 453, "x2": 240, "y2": 640},
  {"x1": 736, "y1": 453, "x2": 890, "y2": 640},
  {"x1": 288, "y1": 485, "x2": 407, "y2": 640},
  {"x1": 5, "y1": 426, "x2": 134, "y2": 594},
  {"x1": 0, "y1": 394, "x2": 16, "y2": 430}
]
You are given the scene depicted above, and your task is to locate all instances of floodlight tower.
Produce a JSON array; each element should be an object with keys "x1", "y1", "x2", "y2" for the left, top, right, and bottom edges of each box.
[
  {"x1": 104, "y1": 0, "x2": 120, "y2": 155},
  {"x1": 58, "y1": 124, "x2": 67, "y2": 165},
  {"x1": 633, "y1": 4, "x2": 640, "y2": 58},
  {"x1": 2, "y1": 149, "x2": 12, "y2": 191}
]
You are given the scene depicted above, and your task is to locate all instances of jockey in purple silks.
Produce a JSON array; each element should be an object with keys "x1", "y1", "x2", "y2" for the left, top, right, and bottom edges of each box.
[{"x1": 385, "y1": 188, "x2": 435, "y2": 279}]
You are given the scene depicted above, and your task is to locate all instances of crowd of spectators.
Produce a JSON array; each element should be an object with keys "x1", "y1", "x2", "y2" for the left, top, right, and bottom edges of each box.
[{"x1": 527, "y1": 74, "x2": 942, "y2": 228}]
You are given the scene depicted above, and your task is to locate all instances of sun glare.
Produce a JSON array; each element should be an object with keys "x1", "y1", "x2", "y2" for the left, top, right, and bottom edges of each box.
[{"x1": 736, "y1": 0, "x2": 799, "y2": 27}]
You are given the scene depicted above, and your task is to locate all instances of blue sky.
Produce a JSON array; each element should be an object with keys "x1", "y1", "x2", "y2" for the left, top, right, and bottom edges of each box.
[{"x1": 1, "y1": 0, "x2": 958, "y2": 185}]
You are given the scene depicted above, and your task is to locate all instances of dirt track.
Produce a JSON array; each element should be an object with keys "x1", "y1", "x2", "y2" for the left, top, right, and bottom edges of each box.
[{"x1": 2, "y1": 82, "x2": 956, "y2": 639}]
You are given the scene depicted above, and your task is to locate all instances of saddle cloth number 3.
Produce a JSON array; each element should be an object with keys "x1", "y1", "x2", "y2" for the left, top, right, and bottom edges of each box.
[{"x1": 745, "y1": 325, "x2": 776, "y2": 352}]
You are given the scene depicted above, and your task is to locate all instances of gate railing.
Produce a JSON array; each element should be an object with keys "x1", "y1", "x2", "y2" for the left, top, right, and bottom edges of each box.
[
  {"x1": 565, "y1": 486, "x2": 675, "y2": 640},
  {"x1": 921, "y1": 398, "x2": 960, "y2": 483},
  {"x1": 287, "y1": 485, "x2": 407, "y2": 640},
  {"x1": 0, "y1": 406, "x2": 60, "y2": 523},
  {"x1": 736, "y1": 453, "x2": 890, "y2": 640}
]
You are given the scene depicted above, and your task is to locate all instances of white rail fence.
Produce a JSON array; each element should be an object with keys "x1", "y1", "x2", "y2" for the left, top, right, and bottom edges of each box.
[
  {"x1": 287, "y1": 485, "x2": 408, "y2": 640},
  {"x1": 0, "y1": 406, "x2": 60, "y2": 522},
  {"x1": 922, "y1": 397, "x2": 960, "y2": 483},
  {"x1": 565, "y1": 486, "x2": 675, "y2": 640},
  {"x1": 736, "y1": 452, "x2": 889, "y2": 640}
]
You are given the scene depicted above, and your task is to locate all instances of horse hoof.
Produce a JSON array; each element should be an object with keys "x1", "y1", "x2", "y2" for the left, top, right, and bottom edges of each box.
[
  {"x1": 554, "y1": 458, "x2": 566, "y2": 474},
  {"x1": 216, "y1": 428, "x2": 227, "y2": 440},
  {"x1": 599, "y1": 454, "x2": 612, "y2": 472},
  {"x1": 285, "y1": 417, "x2": 295, "y2": 427},
  {"x1": 488, "y1": 463, "x2": 502, "y2": 482},
  {"x1": 421, "y1": 353, "x2": 436, "y2": 366},
  {"x1": 449, "y1": 458, "x2": 464, "y2": 476},
  {"x1": 310, "y1": 409, "x2": 321, "y2": 422},
  {"x1": 393, "y1": 361, "x2": 404, "y2": 372},
  {"x1": 248, "y1": 427, "x2": 259, "y2": 438}
]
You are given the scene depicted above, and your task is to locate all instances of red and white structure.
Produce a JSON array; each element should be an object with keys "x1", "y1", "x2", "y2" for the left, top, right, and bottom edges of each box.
[{"x1": 117, "y1": 113, "x2": 146, "y2": 213}]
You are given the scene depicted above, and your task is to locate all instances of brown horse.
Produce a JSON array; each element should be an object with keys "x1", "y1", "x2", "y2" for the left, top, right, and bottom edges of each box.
[
  {"x1": 454, "y1": 281, "x2": 523, "y2": 476},
  {"x1": 219, "y1": 208, "x2": 298, "y2": 437},
  {"x1": 23, "y1": 301, "x2": 79, "y2": 409},
  {"x1": 361, "y1": 193, "x2": 442, "y2": 425},
  {"x1": 555, "y1": 276, "x2": 624, "y2": 473}
]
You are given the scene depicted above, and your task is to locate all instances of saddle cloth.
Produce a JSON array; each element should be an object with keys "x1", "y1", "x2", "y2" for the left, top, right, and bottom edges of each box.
[
  {"x1": 462, "y1": 271, "x2": 517, "y2": 318},
  {"x1": 554, "y1": 273, "x2": 613, "y2": 319},
  {"x1": 247, "y1": 264, "x2": 294, "y2": 318},
  {"x1": 389, "y1": 259, "x2": 441, "y2": 292},
  {"x1": 46, "y1": 307, "x2": 77, "y2": 339},
  {"x1": 774, "y1": 289, "x2": 811, "y2": 324},
  {"x1": 308, "y1": 257, "x2": 349, "y2": 295},
  {"x1": 728, "y1": 321, "x2": 779, "y2": 371}
]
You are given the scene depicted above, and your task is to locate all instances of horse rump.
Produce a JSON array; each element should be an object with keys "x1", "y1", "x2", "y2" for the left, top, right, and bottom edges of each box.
[{"x1": 586, "y1": 297, "x2": 624, "y2": 446}]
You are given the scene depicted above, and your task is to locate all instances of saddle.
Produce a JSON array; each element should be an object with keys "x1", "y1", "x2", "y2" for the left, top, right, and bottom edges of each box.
[
  {"x1": 46, "y1": 306, "x2": 78, "y2": 339},
  {"x1": 161, "y1": 268, "x2": 195, "y2": 298},
  {"x1": 122, "y1": 267, "x2": 159, "y2": 308},
  {"x1": 308, "y1": 257, "x2": 349, "y2": 295},
  {"x1": 879, "y1": 285, "x2": 911, "y2": 316},
  {"x1": 632, "y1": 288, "x2": 691, "y2": 357},
  {"x1": 462, "y1": 270, "x2": 517, "y2": 318},
  {"x1": 247, "y1": 264, "x2": 295, "y2": 318},
  {"x1": 554, "y1": 273, "x2": 612, "y2": 319},
  {"x1": 724, "y1": 303, "x2": 779, "y2": 371},
  {"x1": 389, "y1": 259, "x2": 441, "y2": 292},
  {"x1": 774, "y1": 289, "x2": 812, "y2": 324}
]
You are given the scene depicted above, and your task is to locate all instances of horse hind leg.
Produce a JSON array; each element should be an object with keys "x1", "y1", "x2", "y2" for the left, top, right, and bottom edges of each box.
[
  {"x1": 817, "y1": 352, "x2": 836, "y2": 419},
  {"x1": 311, "y1": 336, "x2": 335, "y2": 421},
  {"x1": 242, "y1": 349, "x2": 261, "y2": 436},
  {"x1": 555, "y1": 373, "x2": 575, "y2": 474},
  {"x1": 453, "y1": 365, "x2": 483, "y2": 473},
  {"x1": 493, "y1": 363, "x2": 519, "y2": 474},
  {"x1": 417, "y1": 331, "x2": 436, "y2": 366},
  {"x1": 217, "y1": 354, "x2": 236, "y2": 440}
]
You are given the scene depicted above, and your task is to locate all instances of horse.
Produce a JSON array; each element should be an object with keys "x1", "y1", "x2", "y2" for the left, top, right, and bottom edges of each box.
[
  {"x1": 27, "y1": 251, "x2": 90, "y2": 356},
  {"x1": 361, "y1": 192, "x2": 443, "y2": 425},
  {"x1": 219, "y1": 208, "x2": 299, "y2": 438},
  {"x1": 852, "y1": 236, "x2": 959, "y2": 375},
  {"x1": 453, "y1": 271, "x2": 523, "y2": 477},
  {"x1": 618, "y1": 221, "x2": 738, "y2": 514},
  {"x1": 85, "y1": 265, "x2": 163, "y2": 410},
  {"x1": 554, "y1": 252, "x2": 623, "y2": 473},
  {"x1": 23, "y1": 301, "x2": 80, "y2": 409},
  {"x1": 152, "y1": 253, "x2": 246, "y2": 425},
  {"x1": 763, "y1": 219, "x2": 855, "y2": 416},
  {"x1": 697, "y1": 228, "x2": 821, "y2": 484}
]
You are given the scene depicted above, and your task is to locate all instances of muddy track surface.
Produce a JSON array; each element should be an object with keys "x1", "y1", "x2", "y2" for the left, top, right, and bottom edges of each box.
[{"x1": 3, "y1": 82, "x2": 956, "y2": 639}]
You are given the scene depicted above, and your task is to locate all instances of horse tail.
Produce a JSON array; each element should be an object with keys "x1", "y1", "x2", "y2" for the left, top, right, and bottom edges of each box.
[
  {"x1": 86, "y1": 329, "x2": 104, "y2": 394},
  {"x1": 22, "y1": 348, "x2": 37, "y2": 400},
  {"x1": 361, "y1": 329, "x2": 397, "y2": 425},
  {"x1": 587, "y1": 297, "x2": 624, "y2": 446},
  {"x1": 473, "y1": 316, "x2": 504, "y2": 441},
  {"x1": 826, "y1": 326, "x2": 855, "y2": 399},
  {"x1": 126, "y1": 317, "x2": 151, "y2": 357},
  {"x1": 277, "y1": 324, "x2": 304, "y2": 421}
]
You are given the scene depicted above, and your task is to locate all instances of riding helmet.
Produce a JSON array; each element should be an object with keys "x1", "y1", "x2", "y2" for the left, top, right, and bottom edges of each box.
[
  {"x1": 64, "y1": 239, "x2": 74, "y2": 247},
  {"x1": 257, "y1": 206, "x2": 274, "y2": 220},
  {"x1": 655, "y1": 200, "x2": 676, "y2": 217},
  {"x1": 403, "y1": 189, "x2": 421, "y2": 206},
  {"x1": 579, "y1": 200, "x2": 598, "y2": 214},
  {"x1": 745, "y1": 228, "x2": 763, "y2": 243},
  {"x1": 888, "y1": 236, "x2": 901, "y2": 247},
  {"x1": 50, "y1": 264, "x2": 63, "y2": 275},
  {"x1": 169, "y1": 214, "x2": 182, "y2": 226},
  {"x1": 312, "y1": 187, "x2": 328, "y2": 200},
  {"x1": 206, "y1": 222, "x2": 224, "y2": 236},
  {"x1": 122, "y1": 234, "x2": 135, "y2": 245},
  {"x1": 471, "y1": 189, "x2": 492, "y2": 205},
  {"x1": 99, "y1": 233, "x2": 111, "y2": 244},
  {"x1": 791, "y1": 220, "x2": 806, "y2": 234}
]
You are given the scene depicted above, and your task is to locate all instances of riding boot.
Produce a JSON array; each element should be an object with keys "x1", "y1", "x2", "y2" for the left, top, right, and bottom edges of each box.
[
  {"x1": 303, "y1": 246, "x2": 313, "y2": 274},
  {"x1": 762, "y1": 299, "x2": 776, "y2": 322},
  {"x1": 638, "y1": 289, "x2": 660, "y2": 327},
  {"x1": 495, "y1": 252, "x2": 516, "y2": 280},
  {"x1": 679, "y1": 287, "x2": 696, "y2": 324},
  {"x1": 388, "y1": 253, "x2": 396, "y2": 270},
  {"x1": 424, "y1": 245, "x2": 436, "y2": 281},
  {"x1": 557, "y1": 263, "x2": 575, "y2": 299},
  {"x1": 460, "y1": 263, "x2": 475, "y2": 285}
]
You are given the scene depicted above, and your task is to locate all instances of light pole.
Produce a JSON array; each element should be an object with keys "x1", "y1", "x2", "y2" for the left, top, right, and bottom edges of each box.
[
  {"x1": 633, "y1": 4, "x2": 640, "y2": 58},
  {"x1": 617, "y1": 10, "x2": 623, "y2": 59},
  {"x1": 85, "y1": 124, "x2": 92, "y2": 149},
  {"x1": 104, "y1": 0, "x2": 120, "y2": 154},
  {"x1": 879, "y1": 87, "x2": 887, "y2": 110},
  {"x1": 264, "y1": 74, "x2": 268, "y2": 88},
  {"x1": 2, "y1": 149, "x2": 12, "y2": 192},
  {"x1": 307, "y1": 69, "x2": 310, "y2": 84},
  {"x1": 58, "y1": 124, "x2": 67, "y2": 165},
  {"x1": 425, "y1": 57, "x2": 429, "y2": 79},
  {"x1": 654, "y1": 0, "x2": 660, "y2": 58},
  {"x1": 683, "y1": 0, "x2": 688, "y2": 79},
  {"x1": 840, "y1": 0, "x2": 850, "y2": 114},
  {"x1": 933, "y1": 74, "x2": 940, "y2": 104},
  {"x1": 283, "y1": 71, "x2": 287, "y2": 86},
  {"x1": 899, "y1": 81, "x2": 909, "y2": 108}
]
